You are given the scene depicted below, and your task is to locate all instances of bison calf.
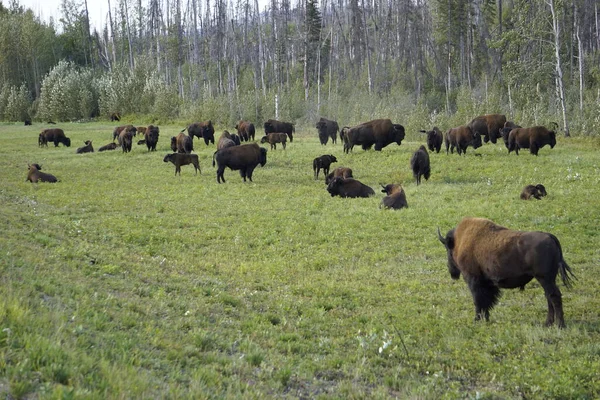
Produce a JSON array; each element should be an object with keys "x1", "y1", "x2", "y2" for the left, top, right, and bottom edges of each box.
[
  {"x1": 163, "y1": 153, "x2": 201, "y2": 175},
  {"x1": 76, "y1": 140, "x2": 94, "y2": 154},
  {"x1": 313, "y1": 154, "x2": 337, "y2": 180},
  {"x1": 410, "y1": 145, "x2": 430, "y2": 185},
  {"x1": 260, "y1": 132, "x2": 288, "y2": 150},
  {"x1": 327, "y1": 177, "x2": 374, "y2": 198},
  {"x1": 381, "y1": 184, "x2": 408, "y2": 209},
  {"x1": 521, "y1": 184, "x2": 547, "y2": 200},
  {"x1": 98, "y1": 142, "x2": 118, "y2": 152},
  {"x1": 26, "y1": 164, "x2": 58, "y2": 183}
]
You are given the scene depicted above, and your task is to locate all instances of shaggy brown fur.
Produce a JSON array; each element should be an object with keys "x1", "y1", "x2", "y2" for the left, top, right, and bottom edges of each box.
[
  {"x1": 410, "y1": 145, "x2": 430, "y2": 185},
  {"x1": 98, "y1": 142, "x2": 118, "y2": 152},
  {"x1": 173, "y1": 132, "x2": 193, "y2": 153},
  {"x1": 520, "y1": 184, "x2": 547, "y2": 200},
  {"x1": 185, "y1": 121, "x2": 215, "y2": 146},
  {"x1": 235, "y1": 120, "x2": 256, "y2": 142},
  {"x1": 145, "y1": 125, "x2": 159, "y2": 151},
  {"x1": 113, "y1": 125, "x2": 136, "y2": 141},
  {"x1": 40, "y1": 128, "x2": 71, "y2": 147},
  {"x1": 325, "y1": 167, "x2": 353, "y2": 184},
  {"x1": 313, "y1": 154, "x2": 337, "y2": 179},
  {"x1": 163, "y1": 153, "x2": 200, "y2": 175},
  {"x1": 264, "y1": 119, "x2": 295, "y2": 142},
  {"x1": 26, "y1": 164, "x2": 58, "y2": 183},
  {"x1": 136, "y1": 126, "x2": 147, "y2": 135},
  {"x1": 118, "y1": 129, "x2": 134, "y2": 153},
  {"x1": 468, "y1": 114, "x2": 507, "y2": 144},
  {"x1": 420, "y1": 127, "x2": 443, "y2": 153},
  {"x1": 260, "y1": 132, "x2": 288, "y2": 150},
  {"x1": 342, "y1": 119, "x2": 405, "y2": 153},
  {"x1": 445, "y1": 125, "x2": 482, "y2": 155},
  {"x1": 380, "y1": 184, "x2": 408, "y2": 209},
  {"x1": 508, "y1": 126, "x2": 556, "y2": 156},
  {"x1": 212, "y1": 143, "x2": 268, "y2": 183},
  {"x1": 316, "y1": 117, "x2": 339, "y2": 145},
  {"x1": 217, "y1": 130, "x2": 239, "y2": 150},
  {"x1": 327, "y1": 177, "x2": 374, "y2": 198}
]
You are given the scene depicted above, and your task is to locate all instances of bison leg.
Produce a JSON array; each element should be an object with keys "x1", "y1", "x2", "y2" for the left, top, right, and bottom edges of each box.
[
  {"x1": 240, "y1": 168, "x2": 247, "y2": 182},
  {"x1": 204, "y1": 137, "x2": 210, "y2": 146},
  {"x1": 247, "y1": 167, "x2": 255, "y2": 182},
  {"x1": 538, "y1": 279, "x2": 565, "y2": 328},
  {"x1": 217, "y1": 167, "x2": 226, "y2": 183},
  {"x1": 466, "y1": 275, "x2": 501, "y2": 322},
  {"x1": 194, "y1": 163, "x2": 200, "y2": 175},
  {"x1": 282, "y1": 141, "x2": 286, "y2": 150},
  {"x1": 530, "y1": 143, "x2": 539, "y2": 156}
]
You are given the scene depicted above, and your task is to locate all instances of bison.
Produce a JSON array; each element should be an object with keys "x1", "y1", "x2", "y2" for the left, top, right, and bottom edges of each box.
[
  {"x1": 40, "y1": 128, "x2": 71, "y2": 147},
  {"x1": 212, "y1": 143, "x2": 268, "y2": 184},
  {"x1": 521, "y1": 184, "x2": 547, "y2": 200},
  {"x1": 437, "y1": 217, "x2": 575, "y2": 328},
  {"x1": 264, "y1": 119, "x2": 295, "y2": 143},
  {"x1": 76, "y1": 140, "x2": 94, "y2": 154},
  {"x1": 468, "y1": 114, "x2": 507, "y2": 144},
  {"x1": 313, "y1": 155, "x2": 337, "y2": 180},
  {"x1": 410, "y1": 145, "x2": 431, "y2": 185},
  {"x1": 186, "y1": 121, "x2": 215, "y2": 146},
  {"x1": 26, "y1": 163, "x2": 58, "y2": 183},
  {"x1": 341, "y1": 119, "x2": 405, "y2": 153},
  {"x1": 316, "y1": 117, "x2": 339, "y2": 145},
  {"x1": 98, "y1": 142, "x2": 118, "y2": 152},
  {"x1": 501, "y1": 121, "x2": 521, "y2": 148},
  {"x1": 118, "y1": 129, "x2": 134, "y2": 153},
  {"x1": 420, "y1": 127, "x2": 443, "y2": 153},
  {"x1": 136, "y1": 126, "x2": 147, "y2": 136},
  {"x1": 110, "y1": 112, "x2": 121, "y2": 122},
  {"x1": 144, "y1": 125, "x2": 159, "y2": 151},
  {"x1": 260, "y1": 132, "x2": 287, "y2": 150},
  {"x1": 113, "y1": 125, "x2": 136, "y2": 141},
  {"x1": 325, "y1": 167, "x2": 353, "y2": 185},
  {"x1": 172, "y1": 132, "x2": 193, "y2": 154},
  {"x1": 507, "y1": 126, "x2": 556, "y2": 156},
  {"x1": 235, "y1": 120, "x2": 256, "y2": 142},
  {"x1": 380, "y1": 184, "x2": 408, "y2": 209},
  {"x1": 163, "y1": 153, "x2": 201, "y2": 176},
  {"x1": 24, "y1": 119, "x2": 32, "y2": 126},
  {"x1": 327, "y1": 177, "x2": 375, "y2": 198},
  {"x1": 445, "y1": 125, "x2": 482, "y2": 155},
  {"x1": 217, "y1": 130, "x2": 240, "y2": 150}
]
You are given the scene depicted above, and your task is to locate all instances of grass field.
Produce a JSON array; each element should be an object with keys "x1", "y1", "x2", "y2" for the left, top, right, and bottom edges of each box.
[{"x1": 1, "y1": 122, "x2": 599, "y2": 399}]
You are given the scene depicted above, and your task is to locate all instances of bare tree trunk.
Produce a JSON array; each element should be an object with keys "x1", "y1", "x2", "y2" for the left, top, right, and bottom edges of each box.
[
  {"x1": 361, "y1": 0, "x2": 372, "y2": 94},
  {"x1": 548, "y1": 0, "x2": 570, "y2": 137},
  {"x1": 123, "y1": 0, "x2": 135, "y2": 69},
  {"x1": 254, "y1": 0, "x2": 266, "y2": 97},
  {"x1": 107, "y1": 0, "x2": 117, "y2": 69},
  {"x1": 577, "y1": 18, "x2": 584, "y2": 112}
]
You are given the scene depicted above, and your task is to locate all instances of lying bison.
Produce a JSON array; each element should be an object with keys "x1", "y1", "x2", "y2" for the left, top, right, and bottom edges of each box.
[
  {"x1": 40, "y1": 128, "x2": 71, "y2": 147},
  {"x1": 98, "y1": 142, "x2": 118, "y2": 152},
  {"x1": 213, "y1": 143, "x2": 267, "y2": 183},
  {"x1": 468, "y1": 114, "x2": 506, "y2": 144},
  {"x1": 264, "y1": 119, "x2": 294, "y2": 142},
  {"x1": 507, "y1": 126, "x2": 556, "y2": 156},
  {"x1": 325, "y1": 167, "x2": 353, "y2": 184},
  {"x1": 76, "y1": 140, "x2": 94, "y2": 154},
  {"x1": 327, "y1": 177, "x2": 374, "y2": 198},
  {"x1": 316, "y1": 117, "x2": 339, "y2": 145},
  {"x1": 260, "y1": 132, "x2": 287, "y2": 150},
  {"x1": 185, "y1": 121, "x2": 215, "y2": 146},
  {"x1": 145, "y1": 125, "x2": 159, "y2": 151},
  {"x1": 420, "y1": 127, "x2": 443, "y2": 153},
  {"x1": 313, "y1": 155, "x2": 337, "y2": 180},
  {"x1": 521, "y1": 184, "x2": 547, "y2": 200},
  {"x1": 437, "y1": 217, "x2": 575, "y2": 328},
  {"x1": 381, "y1": 184, "x2": 408, "y2": 209},
  {"x1": 445, "y1": 125, "x2": 482, "y2": 155},
  {"x1": 410, "y1": 145, "x2": 430, "y2": 185},
  {"x1": 26, "y1": 163, "x2": 58, "y2": 183},
  {"x1": 341, "y1": 119, "x2": 405, "y2": 153},
  {"x1": 235, "y1": 120, "x2": 256, "y2": 142},
  {"x1": 164, "y1": 153, "x2": 201, "y2": 175}
]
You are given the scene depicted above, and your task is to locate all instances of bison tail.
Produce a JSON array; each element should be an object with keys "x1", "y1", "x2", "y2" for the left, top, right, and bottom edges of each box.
[
  {"x1": 180, "y1": 128, "x2": 187, "y2": 133},
  {"x1": 212, "y1": 151, "x2": 217, "y2": 167},
  {"x1": 549, "y1": 233, "x2": 577, "y2": 288}
]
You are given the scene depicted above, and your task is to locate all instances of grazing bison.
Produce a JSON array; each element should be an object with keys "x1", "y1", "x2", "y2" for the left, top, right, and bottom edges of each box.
[
  {"x1": 217, "y1": 130, "x2": 240, "y2": 150},
  {"x1": 145, "y1": 125, "x2": 160, "y2": 151},
  {"x1": 325, "y1": 167, "x2": 353, "y2": 184},
  {"x1": 260, "y1": 132, "x2": 288, "y2": 150},
  {"x1": 110, "y1": 112, "x2": 121, "y2": 122},
  {"x1": 24, "y1": 119, "x2": 32, "y2": 126},
  {"x1": 40, "y1": 128, "x2": 71, "y2": 147},
  {"x1": 445, "y1": 125, "x2": 482, "y2": 155},
  {"x1": 136, "y1": 126, "x2": 147, "y2": 136},
  {"x1": 38, "y1": 133, "x2": 46, "y2": 147},
  {"x1": 76, "y1": 140, "x2": 94, "y2": 154},
  {"x1": 341, "y1": 119, "x2": 405, "y2": 153},
  {"x1": 316, "y1": 117, "x2": 339, "y2": 145},
  {"x1": 137, "y1": 140, "x2": 146, "y2": 146},
  {"x1": 264, "y1": 119, "x2": 295, "y2": 143},
  {"x1": 98, "y1": 142, "x2": 118, "y2": 152},
  {"x1": 501, "y1": 121, "x2": 521, "y2": 148},
  {"x1": 163, "y1": 153, "x2": 201, "y2": 175},
  {"x1": 327, "y1": 177, "x2": 375, "y2": 198},
  {"x1": 468, "y1": 114, "x2": 507, "y2": 144},
  {"x1": 235, "y1": 120, "x2": 256, "y2": 142},
  {"x1": 213, "y1": 143, "x2": 267, "y2": 183},
  {"x1": 381, "y1": 184, "x2": 408, "y2": 209},
  {"x1": 173, "y1": 132, "x2": 193, "y2": 154},
  {"x1": 437, "y1": 217, "x2": 575, "y2": 328},
  {"x1": 313, "y1": 155, "x2": 337, "y2": 180},
  {"x1": 420, "y1": 127, "x2": 443, "y2": 153},
  {"x1": 508, "y1": 126, "x2": 556, "y2": 156},
  {"x1": 26, "y1": 163, "x2": 58, "y2": 183},
  {"x1": 186, "y1": 121, "x2": 215, "y2": 146},
  {"x1": 410, "y1": 145, "x2": 431, "y2": 185},
  {"x1": 118, "y1": 129, "x2": 134, "y2": 153},
  {"x1": 521, "y1": 184, "x2": 547, "y2": 200},
  {"x1": 113, "y1": 125, "x2": 137, "y2": 141}
]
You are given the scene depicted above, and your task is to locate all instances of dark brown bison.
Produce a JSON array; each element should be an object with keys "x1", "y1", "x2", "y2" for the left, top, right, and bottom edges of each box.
[
  {"x1": 76, "y1": 140, "x2": 94, "y2": 154},
  {"x1": 24, "y1": 119, "x2": 32, "y2": 126},
  {"x1": 327, "y1": 177, "x2": 375, "y2": 198},
  {"x1": 173, "y1": 132, "x2": 193, "y2": 154},
  {"x1": 118, "y1": 129, "x2": 134, "y2": 153},
  {"x1": 186, "y1": 121, "x2": 215, "y2": 146},
  {"x1": 98, "y1": 142, "x2": 118, "y2": 152},
  {"x1": 113, "y1": 125, "x2": 137, "y2": 141},
  {"x1": 163, "y1": 153, "x2": 200, "y2": 175},
  {"x1": 420, "y1": 127, "x2": 443, "y2": 153},
  {"x1": 341, "y1": 119, "x2": 405, "y2": 153},
  {"x1": 380, "y1": 184, "x2": 408, "y2": 209},
  {"x1": 521, "y1": 184, "x2": 547, "y2": 200},
  {"x1": 235, "y1": 120, "x2": 256, "y2": 142},
  {"x1": 40, "y1": 128, "x2": 71, "y2": 147},
  {"x1": 316, "y1": 117, "x2": 339, "y2": 145},
  {"x1": 501, "y1": 121, "x2": 521, "y2": 148},
  {"x1": 508, "y1": 126, "x2": 556, "y2": 156},
  {"x1": 264, "y1": 119, "x2": 295, "y2": 142},
  {"x1": 145, "y1": 125, "x2": 159, "y2": 151},
  {"x1": 110, "y1": 112, "x2": 121, "y2": 122},
  {"x1": 217, "y1": 130, "x2": 240, "y2": 150},
  {"x1": 26, "y1": 163, "x2": 58, "y2": 183},
  {"x1": 410, "y1": 145, "x2": 430, "y2": 185},
  {"x1": 468, "y1": 114, "x2": 507, "y2": 144},
  {"x1": 313, "y1": 155, "x2": 337, "y2": 180},
  {"x1": 38, "y1": 133, "x2": 46, "y2": 147},
  {"x1": 437, "y1": 217, "x2": 575, "y2": 327},
  {"x1": 445, "y1": 125, "x2": 482, "y2": 155},
  {"x1": 260, "y1": 132, "x2": 287, "y2": 150},
  {"x1": 212, "y1": 143, "x2": 268, "y2": 183},
  {"x1": 136, "y1": 126, "x2": 147, "y2": 136},
  {"x1": 325, "y1": 167, "x2": 353, "y2": 184}
]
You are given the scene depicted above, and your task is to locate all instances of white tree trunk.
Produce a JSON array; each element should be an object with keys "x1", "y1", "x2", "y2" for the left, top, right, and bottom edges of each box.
[{"x1": 548, "y1": 0, "x2": 570, "y2": 136}]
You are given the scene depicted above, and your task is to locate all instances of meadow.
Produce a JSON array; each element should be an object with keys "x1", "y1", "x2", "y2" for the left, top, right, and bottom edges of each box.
[{"x1": 0, "y1": 121, "x2": 599, "y2": 399}]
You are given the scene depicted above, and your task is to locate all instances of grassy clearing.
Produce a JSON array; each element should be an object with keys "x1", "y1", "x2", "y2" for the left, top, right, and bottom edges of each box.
[{"x1": 1, "y1": 122, "x2": 599, "y2": 399}]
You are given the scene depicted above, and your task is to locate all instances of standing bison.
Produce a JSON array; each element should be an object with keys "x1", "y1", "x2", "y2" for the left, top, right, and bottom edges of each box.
[
  {"x1": 260, "y1": 133, "x2": 287, "y2": 150},
  {"x1": 341, "y1": 119, "x2": 405, "y2": 153},
  {"x1": 507, "y1": 126, "x2": 556, "y2": 156},
  {"x1": 380, "y1": 184, "x2": 408, "y2": 209},
  {"x1": 118, "y1": 129, "x2": 134, "y2": 153},
  {"x1": 420, "y1": 127, "x2": 443, "y2": 153},
  {"x1": 316, "y1": 117, "x2": 339, "y2": 145},
  {"x1": 313, "y1": 155, "x2": 337, "y2": 180},
  {"x1": 264, "y1": 119, "x2": 295, "y2": 143},
  {"x1": 40, "y1": 128, "x2": 71, "y2": 147},
  {"x1": 410, "y1": 145, "x2": 431, "y2": 185},
  {"x1": 145, "y1": 125, "x2": 160, "y2": 151},
  {"x1": 186, "y1": 121, "x2": 215, "y2": 146},
  {"x1": 437, "y1": 217, "x2": 575, "y2": 327},
  {"x1": 468, "y1": 114, "x2": 507, "y2": 144},
  {"x1": 113, "y1": 125, "x2": 137, "y2": 141},
  {"x1": 212, "y1": 143, "x2": 268, "y2": 183},
  {"x1": 235, "y1": 120, "x2": 256, "y2": 142},
  {"x1": 163, "y1": 153, "x2": 201, "y2": 175},
  {"x1": 501, "y1": 121, "x2": 521, "y2": 148},
  {"x1": 445, "y1": 125, "x2": 482, "y2": 155}
]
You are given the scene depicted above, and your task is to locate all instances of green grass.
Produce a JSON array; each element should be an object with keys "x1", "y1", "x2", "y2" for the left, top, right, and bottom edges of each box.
[{"x1": 1, "y1": 121, "x2": 599, "y2": 399}]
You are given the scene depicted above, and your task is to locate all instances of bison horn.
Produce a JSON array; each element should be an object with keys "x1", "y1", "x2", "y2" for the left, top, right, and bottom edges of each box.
[{"x1": 437, "y1": 227, "x2": 446, "y2": 245}]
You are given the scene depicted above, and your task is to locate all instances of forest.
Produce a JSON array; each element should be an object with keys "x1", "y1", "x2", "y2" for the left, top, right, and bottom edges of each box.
[{"x1": 0, "y1": 0, "x2": 599, "y2": 134}]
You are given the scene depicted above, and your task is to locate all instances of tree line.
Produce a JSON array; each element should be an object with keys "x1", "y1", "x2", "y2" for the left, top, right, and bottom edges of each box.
[{"x1": 0, "y1": 0, "x2": 599, "y2": 136}]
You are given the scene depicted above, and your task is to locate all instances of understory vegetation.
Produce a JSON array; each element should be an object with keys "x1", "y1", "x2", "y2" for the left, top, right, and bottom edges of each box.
[{"x1": 1, "y1": 122, "x2": 599, "y2": 398}]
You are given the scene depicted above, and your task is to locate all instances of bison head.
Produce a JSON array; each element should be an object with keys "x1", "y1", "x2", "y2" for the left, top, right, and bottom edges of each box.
[
  {"x1": 471, "y1": 130, "x2": 482, "y2": 149},
  {"x1": 437, "y1": 228, "x2": 461, "y2": 280},
  {"x1": 64, "y1": 137, "x2": 71, "y2": 147},
  {"x1": 163, "y1": 154, "x2": 174, "y2": 163},
  {"x1": 549, "y1": 131, "x2": 556, "y2": 148},
  {"x1": 326, "y1": 177, "x2": 344, "y2": 197},
  {"x1": 393, "y1": 124, "x2": 406, "y2": 145},
  {"x1": 231, "y1": 134, "x2": 241, "y2": 145},
  {"x1": 536, "y1": 184, "x2": 547, "y2": 197},
  {"x1": 170, "y1": 137, "x2": 177, "y2": 152},
  {"x1": 264, "y1": 121, "x2": 274, "y2": 133}
]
